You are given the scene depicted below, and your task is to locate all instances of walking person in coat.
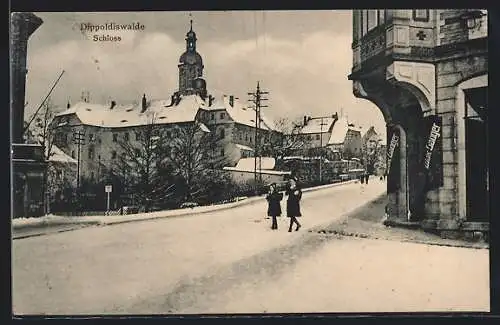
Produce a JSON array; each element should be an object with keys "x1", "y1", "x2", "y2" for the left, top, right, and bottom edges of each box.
[
  {"x1": 266, "y1": 183, "x2": 283, "y2": 230},
  {"x1": 286, "y1": 178, "x2": 303, "y2": 232}
]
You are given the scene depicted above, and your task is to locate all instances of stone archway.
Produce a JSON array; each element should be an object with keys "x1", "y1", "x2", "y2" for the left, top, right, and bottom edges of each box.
[{"x1": 351, "y1": 61, "x2": 435, "y2": 223}]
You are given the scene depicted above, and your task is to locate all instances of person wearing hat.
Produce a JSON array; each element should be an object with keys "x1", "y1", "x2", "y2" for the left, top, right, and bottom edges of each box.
[
  {"x1": 285, "y1": 177, "x2": 303, "y2": 232},
  {"x1": 266, "y1": 183, "x2": 283, "y2": 230}
]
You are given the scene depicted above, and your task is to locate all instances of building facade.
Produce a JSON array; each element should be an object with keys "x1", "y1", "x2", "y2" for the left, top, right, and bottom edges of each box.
[
  {"x1": 11, "y1": 12, "x2": 47, "y2": 218},
  {"x1": 362, "y1": 126, "x2": 387, "y2": 175},
  {"x1": 348, "y1": 9, "x2": 488, "y2": 237},
  {"x1": 297, "y1": 114, "x2": 363, "y2": 160}
]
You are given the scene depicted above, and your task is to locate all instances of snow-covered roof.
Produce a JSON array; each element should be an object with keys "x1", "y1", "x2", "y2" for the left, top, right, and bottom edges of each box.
[
  {"x1": 197, "y1": 122, "x2": 211, "y2": 133},
  {"x1": 327, "y1": 117, "x2": 349, "y2": 145},
  {"x1": 55, "y1": 95, "x2": 205, "y2": 128},
  {"x1": 208, "y1": 95, "x2": 276, "y2": 131},
  {"x1": 301, "y1": 117, "x2": 336, "y2": 134},
  {"x1": 235, "y1": 143, "x2": 254, "y2": 151},
  {"x1": 235, "y1": 157, "x2": 276, "y2": 171},
  {"x1": 49, "y1": 145, "x2": 77, "y2": 164}
]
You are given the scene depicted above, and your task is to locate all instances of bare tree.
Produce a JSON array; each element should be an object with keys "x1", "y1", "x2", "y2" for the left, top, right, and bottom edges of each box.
[
  {"x1": 261, "y1": 117, "x2": 310, "y2": 160},
  {"x1": 26, "y1": 97, "x2": 56, "y2": 160},
  {"x1": 166, "y1": 122, "x2": 230, "y2": 203},
  {"x1": 111, "y1": 113, "x2": 175, "y2": 212}
]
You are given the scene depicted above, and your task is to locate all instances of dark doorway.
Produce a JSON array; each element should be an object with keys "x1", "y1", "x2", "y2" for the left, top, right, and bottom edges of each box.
[{"x1": 465, "y1": 87, "x2": 488, "y2": 222}]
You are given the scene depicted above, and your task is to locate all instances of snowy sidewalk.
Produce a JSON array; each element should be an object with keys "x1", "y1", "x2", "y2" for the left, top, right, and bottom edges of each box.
[
  {"x1": 12, "y1": 179, "x2": 358, "y2": 239},
  {"x1": 309, "y1": 190, "x2": 489, "y2": 249}
]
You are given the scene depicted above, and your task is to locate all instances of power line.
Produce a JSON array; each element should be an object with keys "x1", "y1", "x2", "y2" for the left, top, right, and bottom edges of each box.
[{"x1": 248, "y1": 81, "x2": 269, "y2": 191}]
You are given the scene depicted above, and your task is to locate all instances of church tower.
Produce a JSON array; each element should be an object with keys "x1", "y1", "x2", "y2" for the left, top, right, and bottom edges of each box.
[{"x1": 178, "y1": 19, "x2": 206, "y2": 97}]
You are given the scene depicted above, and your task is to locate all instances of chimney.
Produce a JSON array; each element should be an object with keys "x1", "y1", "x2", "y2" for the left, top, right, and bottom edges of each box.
[
  {"x1": 303, "y1": 116, "x2": 308, "y2": 126},
  {"x1": 229, "y1": 95, "x2": 234, "y2": 107},
  {"x1": 141, "y1": 94, "x2": 147, "y2": 113},
  {"x1": 110, "y1": 100, "x2": 116, "y2": 110},
  {"x1": 208, "y1": 95, "x2": 214, "y2": 106},
  {"x1": 67, "y1": 101, "x2": 71, "y2": 109}
]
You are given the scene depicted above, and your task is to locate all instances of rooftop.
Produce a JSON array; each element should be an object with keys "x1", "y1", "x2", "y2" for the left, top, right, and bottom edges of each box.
[{"x1": 55, "y1": 95, "x2": 206, "y2": 128}]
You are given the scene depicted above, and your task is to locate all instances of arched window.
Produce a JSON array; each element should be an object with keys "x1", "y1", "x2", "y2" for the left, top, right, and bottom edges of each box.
[{"x1": 220, "y1": 128, "x2": 225, "y2": 139}]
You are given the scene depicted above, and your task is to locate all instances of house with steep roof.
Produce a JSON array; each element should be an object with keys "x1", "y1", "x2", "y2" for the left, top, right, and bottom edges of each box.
[{"x1": 296, "y1": 114, "x2": 363, "y2": 160}]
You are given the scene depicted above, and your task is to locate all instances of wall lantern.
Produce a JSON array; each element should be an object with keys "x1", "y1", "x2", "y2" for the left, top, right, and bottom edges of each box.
[{"x1": 461, "y1": 10, "x2": 487, "y2": 30}]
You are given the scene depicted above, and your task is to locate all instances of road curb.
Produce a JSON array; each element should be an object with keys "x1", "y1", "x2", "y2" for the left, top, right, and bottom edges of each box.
[{"x1": 12, "y1": 179, "x2": 359, "y2": 234}]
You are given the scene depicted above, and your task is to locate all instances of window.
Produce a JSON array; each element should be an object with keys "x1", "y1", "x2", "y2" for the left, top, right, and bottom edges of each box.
[
  {"x1": 89, "y1": 133, "x2": 95, "y2": 142},
  {"x1": 112, "y1": 151, "x2": 117, "y2": 159},
  {"x1": 167, "y1": 131, "x2": 172, "y2": 138},
  {"x1": 413, "y1": 9, "x2": 429, "y2": 22},
  {"x1": 210, "y1": 113, "x2": 215, "y2": 120},
  {"x1": 361, "y1": 9, "x2": 385, "y2": 36},
  {"x1": 71, "y1": 150, "x2": 75, "y2": 158},
  {"x1": 245, "y1": 134, "x2": 248, "y2": 141},
  {"x1": 88, "y1": 147, "x2": 94, "y2": 159},
  {"x1": 98, "y1": 138, "x2": 102, "y2": 144},
  {"x1": 220, "y1": 128, "x2": 225, "y2": 139},
  {"x1": 361, "y1": 10, "x2": 368, "y2": 35},
  {"x1": 220, "y1": 148, "x2": 225, "y2": 156},
  {"x1": 135, "y1": 132, "x2": 141, "y2": 141},
  {"x1": 113, "y1": 133, "x2": 118, "y2": 142},
  {"x1": 378, "y1": 9, "x2": 385, "y2": 24},
  {"x1": 90, "y1": 172, "x2": 94, "y2": 180},
  {"x1": 367, "y1": 10, "x2": 378, "y2": 31},
  {"x1": 316, "y1": 134, "x2": 320, "y2": 140},
  {"x1": 239, "y1": 133, "x2": 242, "y2": 141},
  {"x1": 124, "y1": 132, "x2": 129, "y2": 141},
  {"x1": 220, "y1": 112, "x2": 225, "y2": 120}
]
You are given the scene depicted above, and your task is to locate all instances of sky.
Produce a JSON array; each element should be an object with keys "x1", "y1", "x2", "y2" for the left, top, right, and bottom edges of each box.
[{"x1": 24, "y1": 11, "x2": 385, "y2": 136}]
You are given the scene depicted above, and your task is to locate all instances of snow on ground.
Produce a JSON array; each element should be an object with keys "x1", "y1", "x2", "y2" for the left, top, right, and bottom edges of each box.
[
  {"x1": 12, "y1": 180, "x2": 358, "y2": 231},
  {"x1": 192, "y1": 237, "x2": 489, "y2": 313},
  {"x1": 12, "y1": 179, "x2": 382, "y2": 315}
]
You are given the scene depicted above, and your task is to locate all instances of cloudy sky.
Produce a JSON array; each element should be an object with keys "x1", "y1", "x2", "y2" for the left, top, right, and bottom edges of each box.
[{"x1": 25, "y1": 11, "x2": 385, "y2": 136}]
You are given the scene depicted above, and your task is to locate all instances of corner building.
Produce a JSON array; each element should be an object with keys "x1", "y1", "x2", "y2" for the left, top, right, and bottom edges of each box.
[{"x1": 348, "y1": 10, "x2": 488, "y2": 237}]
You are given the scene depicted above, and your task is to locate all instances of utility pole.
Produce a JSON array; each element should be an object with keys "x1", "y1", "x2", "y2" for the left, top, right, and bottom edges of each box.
[
  {"x1": 307, "y1": 114, "x2": 336, "y2": 183},
  {"x1": 248, "y1": 81, "x2": 269, "y2": 193},
  {"x1": 73, "y1": 130, "x2": 85, "y2": 212}
]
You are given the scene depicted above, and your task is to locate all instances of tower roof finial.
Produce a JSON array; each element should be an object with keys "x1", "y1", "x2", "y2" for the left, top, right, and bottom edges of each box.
[{"x1": 189, "y1": 12, "x2": 193, "y2": 31}]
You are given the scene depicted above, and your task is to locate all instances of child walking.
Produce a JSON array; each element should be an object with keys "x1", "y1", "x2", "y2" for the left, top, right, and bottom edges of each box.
[{"x1": 266, "y1": 183, "x2": 283, "y2": 230}]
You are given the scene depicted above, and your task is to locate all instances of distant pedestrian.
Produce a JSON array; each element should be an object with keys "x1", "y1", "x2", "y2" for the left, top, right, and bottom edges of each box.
[
  {"x1": 266, "y1": 183, "x2": 283, "y2": 230},
  {"x1": 360, "y1": 174, "x2": 365, "y2": 184},
  {"x1": 286, "y1": 178, "x2": 303, "y2": 232},
  {"x1": 365, "y1": 173, "x2": 369, "y2": 184}
]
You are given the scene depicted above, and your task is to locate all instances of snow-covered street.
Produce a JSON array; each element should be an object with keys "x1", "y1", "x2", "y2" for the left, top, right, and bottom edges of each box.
[{"x1": 12, "y1": 179, "x2": 489, "y2": 315}]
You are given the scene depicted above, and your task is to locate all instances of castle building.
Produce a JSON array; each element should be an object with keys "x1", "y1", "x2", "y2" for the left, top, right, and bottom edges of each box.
[
  {"x1": 50, "y1": 20, "x2": 278, "y2": 194},
  {"x1": 348, "y1": 9, "x2": 488, "y2": 237}
]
